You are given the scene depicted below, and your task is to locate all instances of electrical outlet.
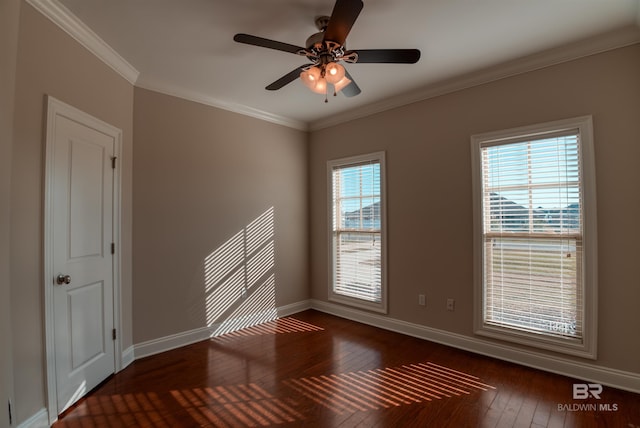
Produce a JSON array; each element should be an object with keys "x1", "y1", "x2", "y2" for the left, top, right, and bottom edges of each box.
[
  {"x1": 418, "y1": 294, "x2": 426, "y2": 306},
  {"x1": 446, "y1": 298, "x2": 455, "y2": 311}
]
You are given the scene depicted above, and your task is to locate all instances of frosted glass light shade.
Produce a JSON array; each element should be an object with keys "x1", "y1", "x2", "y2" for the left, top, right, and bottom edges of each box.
[
  {"x1": 325, "y1": 62, "x2": 346, "y2": 84},
  {"x1": 300, "y1": 67, "x2": 321, "y2": 89},
  {"x1": 310, "y1": 77, "x2": 327, "y2": 94}
]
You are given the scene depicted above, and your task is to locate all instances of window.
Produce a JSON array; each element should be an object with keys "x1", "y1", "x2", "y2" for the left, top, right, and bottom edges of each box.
[
  {"x1": 328, "y1": 152, "x2": 387, "y2": 313},
  {"x1": 471, "y1": 116, "x2": 597, "y2": 358}
]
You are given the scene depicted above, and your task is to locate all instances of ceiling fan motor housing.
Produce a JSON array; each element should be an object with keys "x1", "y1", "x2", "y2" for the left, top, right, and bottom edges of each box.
[
  {"x1": 315, "y1": 15, "x2": 331, "y2": 31},
  {"x1": 305, "y1": 31, "x2": 325, "y2": 50}
]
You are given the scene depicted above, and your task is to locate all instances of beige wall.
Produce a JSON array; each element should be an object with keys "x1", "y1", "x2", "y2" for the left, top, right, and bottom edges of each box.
[
  {"x1": 132, "y1": 88, "x2": 308, "y2": 343},
  {"x1": 309, "y1": 44, "x2": 640, "y2": 374},
  {"x1": 7, "y1": 1, "x2": 639, "y2": 423},
  {"x1": 8, "y1": 4, "x2": 308, "y2": 423},
  {"x1": 1, "y1": 0, "x2": 21, "y2": 425},
  {"x1": 10, "y1": 4, "x2": 134, "y2": 423}
]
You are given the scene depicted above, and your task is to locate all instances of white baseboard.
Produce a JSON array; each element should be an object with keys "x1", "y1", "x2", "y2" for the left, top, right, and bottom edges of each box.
[
  {"x1": 276, "y1": 299, "x2": 313, "y2": 317},
  {"x1": 16, "y1": 407, "x2": 48, "y2": 428},
  {"x1": 133, "y1": 300, "x2": 312, "y2": 360},
  {"x1": 121, "y1": 345, "x2": 135, "y2": 370},
  {"x1": 310, "y1": 299, "x2": 640, "y2": 394},
  {"x1": 130, "y1": 297, "x2": 639, "y2": 393},
  {"x1": 26, "y1": 298, "x2": 636, "y2": 427}
]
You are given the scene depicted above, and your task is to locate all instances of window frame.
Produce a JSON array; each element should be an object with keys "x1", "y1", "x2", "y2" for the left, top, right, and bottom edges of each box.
[
  {"x1": 327, "y1": 151, "x2": 388, "y2": 314},
  {"x1": 470, "y1": 116, "x2": 597, "y2": 359}
]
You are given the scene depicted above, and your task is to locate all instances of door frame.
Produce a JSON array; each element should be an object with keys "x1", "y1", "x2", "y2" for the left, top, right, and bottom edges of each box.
[{"x1": 43, "y1": 95, "x2": 123, "y2": 424}]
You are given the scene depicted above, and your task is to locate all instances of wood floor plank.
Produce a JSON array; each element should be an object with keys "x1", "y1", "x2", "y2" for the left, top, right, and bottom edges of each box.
[{"x1": 54, "y1": 310, "x2": 640, "y2": 427}]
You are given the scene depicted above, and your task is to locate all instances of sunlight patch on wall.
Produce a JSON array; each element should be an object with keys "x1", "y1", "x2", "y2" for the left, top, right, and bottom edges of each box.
[
  {"x1": 283, "y1": 362, "x2": 495, "y2": 415},
  {"x1": 203, "y1": 207, "x2": 278, "y2": 337},
  {"x1": 170, "y1": 383, "x2": 305, "y2": 427},
  {"x1": 210, "y1": 274, "x2": 277, "y2": 337}
]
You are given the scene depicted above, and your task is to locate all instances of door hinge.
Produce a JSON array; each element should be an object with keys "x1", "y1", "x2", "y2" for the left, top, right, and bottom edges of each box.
[
  {"x1": 111, "y1": 157, "x2": 117, "y2": 169},
  {"x1": 112, "y1": 329, "x2": 117, "y2": 340},
  {"x1": 111, "y1": 242, "x2": 115, "y2": 254}
]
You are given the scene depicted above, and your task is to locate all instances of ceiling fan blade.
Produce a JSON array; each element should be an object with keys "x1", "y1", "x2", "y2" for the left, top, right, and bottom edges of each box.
[
  {"x1": 265, "y1": 65, "x2": 308, "y2": 90},
  {"x1": 350, "y1": 49, "x2": 421, "y2": 64},
  {"x1": 234, "y1": 33, "x2": 305, "y2": 55},
  {"x1": 323, "y1": 0, "x2": 364, "y2": 45},
  {"x1": 340, "y1": 69, "x2": 361, "y2": 97}
]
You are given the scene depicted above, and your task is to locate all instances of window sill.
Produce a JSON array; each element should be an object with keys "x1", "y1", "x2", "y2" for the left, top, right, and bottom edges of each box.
[
  {"x1": 328, "y1": 293, "x2": 388, "y2": 315},
  {"x1": 475, "y1": 323, "x2": 597, "y2": 360}
]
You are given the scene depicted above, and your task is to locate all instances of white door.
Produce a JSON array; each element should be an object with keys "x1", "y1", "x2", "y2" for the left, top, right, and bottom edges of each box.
[{"x1": 46, "y1": 98, "x2": 119, "y2": 415}]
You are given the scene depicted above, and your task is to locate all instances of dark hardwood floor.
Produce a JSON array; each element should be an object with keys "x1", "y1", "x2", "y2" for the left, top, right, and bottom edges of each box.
[{"x1": 54, "y1": 310, "x2": 640, "y2": 427}]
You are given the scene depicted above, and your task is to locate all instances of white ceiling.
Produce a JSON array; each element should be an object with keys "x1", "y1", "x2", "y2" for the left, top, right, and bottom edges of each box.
[{"x1": 54, "y1": 0, "x2": 640, "y2": 129}]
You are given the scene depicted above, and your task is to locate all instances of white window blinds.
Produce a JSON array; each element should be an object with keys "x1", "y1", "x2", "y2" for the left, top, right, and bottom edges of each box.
[
  {"x1": 331, "y1": 159, "x2": 382, "y2": 304},
  {"x1": 480, "y1": 131, "x2": 584, "y2": 340}
]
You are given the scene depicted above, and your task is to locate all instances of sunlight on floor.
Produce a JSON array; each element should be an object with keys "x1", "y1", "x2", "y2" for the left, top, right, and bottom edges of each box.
[
  {"x1": 283, "y1": 361, "x2": 495, "y2": 415},
  {"x1": 60, "y1": 392, "x2": 176, "y2": 427},
  {"x1": 168, "y1": 359, "x2": 495, "y2": 426},
  {"x1": 170, "y1": 383, "x2": 305, "y2": 427},
  {"x1": 215, "y1": 317, "x2": 324, "y2": 340},
  {"x1": 55, "y1": 317, "x2": 498, "y2": 428}
]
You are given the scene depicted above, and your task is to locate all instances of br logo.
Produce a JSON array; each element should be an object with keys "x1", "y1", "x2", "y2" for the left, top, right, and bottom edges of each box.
[{"x1": 573, "y1": 383, "x2": 603, "y2": 399}]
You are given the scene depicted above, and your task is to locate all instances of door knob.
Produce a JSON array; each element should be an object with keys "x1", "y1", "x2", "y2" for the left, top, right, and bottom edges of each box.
[{"x1": 56, "y1": 274, "x2": 71, "y2": 285}]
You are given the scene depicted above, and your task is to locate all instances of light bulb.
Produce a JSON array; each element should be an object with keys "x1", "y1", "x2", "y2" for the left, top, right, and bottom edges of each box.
[
  {"x1": 324, "y1": 62, "x2": 346, "y2": 84},
  {"x1": 310, "y1": 77, "x2": 327, "y2": 94}
]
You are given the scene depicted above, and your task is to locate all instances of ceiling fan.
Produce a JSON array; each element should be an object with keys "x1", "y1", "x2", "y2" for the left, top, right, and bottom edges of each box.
[{"x1": 233, "y1": 0, "x2": 420, "y2": 101}]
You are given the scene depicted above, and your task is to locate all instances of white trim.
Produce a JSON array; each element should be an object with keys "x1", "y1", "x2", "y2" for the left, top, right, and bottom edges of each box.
[
  {"x1": 15, "y1": 408, "x2": 49, "y2": 428},
  {"x1": 310, "y1": 28, "x2": 640, "y2": 131},
  {"x1": 26, "y1": 0, "x2": 639, "y2": 132},
  {"x1": 134, "y1": 329, "x2": 205, "y2": 361},
  {"x1": 135, "y1": 77, "x2": 308, "y2": 131},
  {"x1": 25, "y1": 296, "x2": 638, "y2": 428},
  {"x1": 310, "y1": 299, "x2": 640, "y2": 394},
  {"x1": 276, "y1": 299, "x2": 313, "y2": 316},
  {"x1": 43, "y1": 96, "x2": 123, "y2": 425},
  {"x1": 25, "y1": 0, "x2": 306, "y2": 131},
  {"x1": 133, "y1": 300, "x2": 312, "y2": 360},
  {"x1": 470, "y1": 116, "x2": 597, "y2": 359},
  {"x1": 111, "y1": 124, "x2": 124, "y2": 375},
  {"x1": 25, "y1": 0, "x2": 139, "y2": 85},
  {"x1": 121, "y1": 345, "x2": 135, "y2": 370}
]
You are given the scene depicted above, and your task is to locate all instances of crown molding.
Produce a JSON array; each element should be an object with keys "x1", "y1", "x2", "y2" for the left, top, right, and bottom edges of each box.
[
  {"x1": 310, "y1": 25, "x2": 640, "y2": 131},
  {"x1": 136, "y1": 76, "x2": 309, "y2": 131},
  {"x1": 25, "y1": 0, "x2": 640, "y2": 133},
  {"x1": 26, "y1": 0, "x2": 139, "y2": 85},
  {"x1": 26, "y1": 0, "x2": 305, "y2": 130}
]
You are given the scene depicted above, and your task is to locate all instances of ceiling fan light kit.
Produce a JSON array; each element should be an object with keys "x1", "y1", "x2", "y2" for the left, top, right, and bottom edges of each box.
[
  {"x1": 300, "y1": 41, "x2": 352, "y2": 101},
  {"x1": 233, "y1": 0, "x2": 420, "y2": 103}
]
